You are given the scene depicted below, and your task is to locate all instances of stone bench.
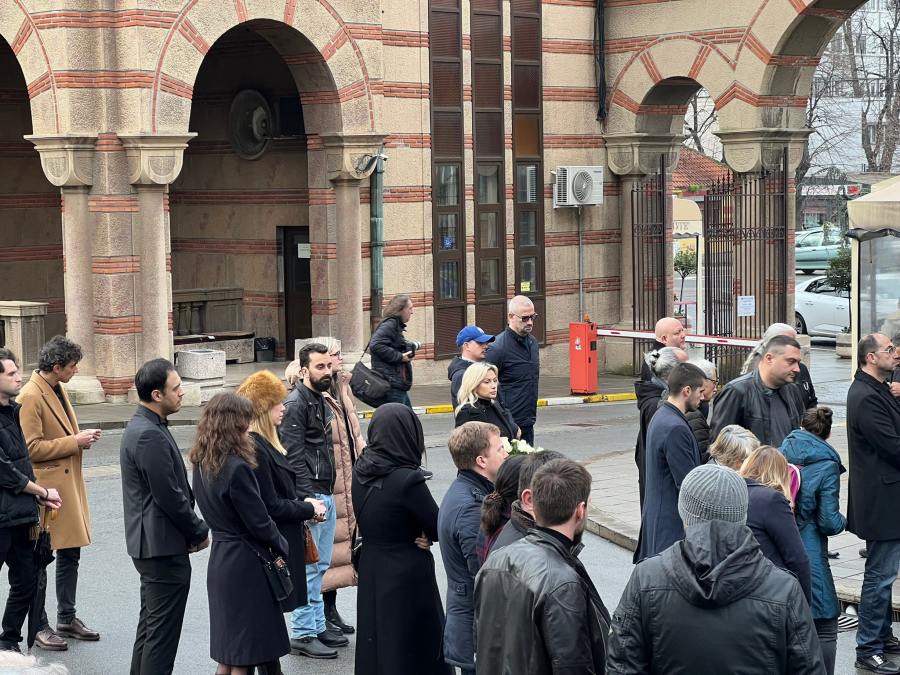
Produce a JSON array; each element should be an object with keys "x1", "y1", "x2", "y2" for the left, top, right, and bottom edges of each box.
[{"x1": 174, "y1": 331, "x2": 254, "y2": 364}]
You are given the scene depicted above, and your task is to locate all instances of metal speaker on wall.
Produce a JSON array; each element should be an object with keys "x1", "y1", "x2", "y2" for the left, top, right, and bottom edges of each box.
[{"x1": 228, "y1": 89, "x2": 274, "y2": 160}]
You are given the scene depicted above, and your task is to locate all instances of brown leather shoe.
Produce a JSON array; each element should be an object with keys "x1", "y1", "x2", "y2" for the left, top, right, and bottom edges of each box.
[
  {"x1": 56, "y1": 618, "x2": 99, "y2": 641},
  {"x1": 34, "y1": 627, "x2": 67, "y2": 651}
]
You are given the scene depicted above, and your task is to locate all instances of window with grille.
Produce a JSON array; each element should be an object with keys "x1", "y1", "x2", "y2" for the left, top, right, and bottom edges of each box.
[
  {"x1": 511, "y1": 0, "x2": 545, "y2": 343},
  {"x1": 471, "y1": 0, "x2": 507, "y2": 336},
  {"x1": 430, "y1": 0, "x2": 466, "y2": 358}
]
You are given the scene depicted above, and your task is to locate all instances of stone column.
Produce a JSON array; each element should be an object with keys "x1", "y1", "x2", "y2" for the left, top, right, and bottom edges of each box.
[
  {"x1": 333, "y1": 178, "x2": 365, "y2": 353},
  {"x1": 26, "y1": 136, "x2": 106, "y2": 403},
  {"x1": 319, "y1": 133, "x2": 388, "y2": 360},
  {"x1": 119, "y1": 134, "x2": 194, "y2": 363}
]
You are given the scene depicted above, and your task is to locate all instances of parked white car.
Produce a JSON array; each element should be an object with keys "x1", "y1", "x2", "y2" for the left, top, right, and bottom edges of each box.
[{"x1": 795, "y1": 276, "x2": 849, "y2": 337}]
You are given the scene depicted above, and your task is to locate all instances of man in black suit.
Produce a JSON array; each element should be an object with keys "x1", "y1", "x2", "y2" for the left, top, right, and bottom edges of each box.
[{"x1": 120, "y1": 358, "x2": 209, "y2": 675}]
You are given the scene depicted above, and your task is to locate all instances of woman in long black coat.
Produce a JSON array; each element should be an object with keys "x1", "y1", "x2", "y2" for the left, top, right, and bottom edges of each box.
[
  {"x1": 453, "y1": 362, "x2": 520, "y2": 440},
  {"x1": 190, "y1": 393, "x2": 291, "y2": 673},
  {"x1": 237, "y1": 369, "x2": 325, "y2": 612},
  {"x1": 352, "y1": 403, "x2": 452, "y2": 675}
]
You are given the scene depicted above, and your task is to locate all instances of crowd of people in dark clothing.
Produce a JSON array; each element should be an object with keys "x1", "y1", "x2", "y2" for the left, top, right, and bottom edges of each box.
[{"x1": 2, "y1": 302, "x2": 900, "y2": 675}]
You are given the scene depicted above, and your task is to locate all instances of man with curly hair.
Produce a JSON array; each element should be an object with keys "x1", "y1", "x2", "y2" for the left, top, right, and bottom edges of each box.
[{"x1": 18, "y1": 336, "x2": 101, "y2": 651}]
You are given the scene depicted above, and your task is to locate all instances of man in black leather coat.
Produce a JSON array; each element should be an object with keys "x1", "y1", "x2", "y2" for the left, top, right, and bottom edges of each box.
[{"x1": 474, "y1": 458, "x2": 611, "y2": 675}]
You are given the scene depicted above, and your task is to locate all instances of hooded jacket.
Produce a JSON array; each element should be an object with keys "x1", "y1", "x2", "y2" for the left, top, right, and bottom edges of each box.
[
  {"x1": 448, "y1": 356, "x2": 471, "y2": 409},
  {"x1": 475, "y1": 529, "x2": 611, "y2": 675},
  {"x1": 488, "y1": 499, "x2": 533, "y2": 556},
  {"x1": 634, "y1": 376, "x2": 667, "y2": 505},
  {"x1": 608, "y1": 520, "x2": 824, "y2": 675},
  {"x1": 370, "y1": 316, "x2": 414, "y2": 391},
  {"x1": 780, "y1": 429, "x2": 847, "y2": 620},
  {"x1": 657, "y1": 387, "x2": 711, "y2": 463}
]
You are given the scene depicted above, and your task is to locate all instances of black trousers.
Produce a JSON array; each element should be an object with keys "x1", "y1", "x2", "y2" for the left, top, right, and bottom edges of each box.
[
  {"x1": 130, "y1": 554, "x2": 191, "y2": 675},
  {"x1": 38, "y1": 546, "x2": 80, "y2": 628},
  {"x1": 0, "y1": 524, "x2": 37, "y2": 648}
]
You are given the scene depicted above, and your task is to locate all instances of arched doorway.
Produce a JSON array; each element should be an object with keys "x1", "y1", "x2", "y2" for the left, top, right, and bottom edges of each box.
[
  {"x1": 169, "y1": 22, "x2": 324, "y2": 360},
  {"x1": 0, "y1": 36, "x2": 64, "y2": 337}
]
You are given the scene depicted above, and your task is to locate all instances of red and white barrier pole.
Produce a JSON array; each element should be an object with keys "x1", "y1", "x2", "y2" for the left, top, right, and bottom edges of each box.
[{"x1": 596, "y1": 328, "x2": 759, "y2": 348}]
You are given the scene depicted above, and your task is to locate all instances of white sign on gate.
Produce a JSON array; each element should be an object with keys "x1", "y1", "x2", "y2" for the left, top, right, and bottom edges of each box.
[{"x1": 737, "y1": 295, "x2": 756, "y2": 317}]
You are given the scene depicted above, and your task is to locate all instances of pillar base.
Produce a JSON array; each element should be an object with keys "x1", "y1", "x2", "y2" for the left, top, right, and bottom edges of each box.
[{"x1": 66, "y1": 375, "x2": 107, "y2": 405}]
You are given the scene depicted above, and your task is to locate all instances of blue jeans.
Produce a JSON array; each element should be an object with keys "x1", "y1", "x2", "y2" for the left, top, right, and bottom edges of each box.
[
  {"x1": 385, "y1": 389, "x2": 412, "y2": 408},
  {"x1": 857, "y1": 538, "x2": 900, "y2": 658},
  {"x1": 292, "y1": 493, "x2": 336, "y2": 639}
]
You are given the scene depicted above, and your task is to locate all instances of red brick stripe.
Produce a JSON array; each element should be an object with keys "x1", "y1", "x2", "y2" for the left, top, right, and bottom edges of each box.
[
  {"x1": 543, "y1": 134, "x2": 605, "y2": 148},
  {"x1": 89, "y1": 195, "x2": 138, "y2": 212},
  {"x1": 689, "y1": 44, "x2": 712, "y2": 80},
  {"x1": 0, "y1": 194, "x2": 61, "y2": 209},
  {"x1": 55, "y1": 71, "x2": 155, "y2": 89},
  {"x1": 546, "y1": 277, "x2": 621, "y2": 296},
  {"x1": 347, "y1": 24, "x2": 383, "y2": 41},
  {"x1": 169, "y1": 189, "x2": 310, "y2": 205},
  {"x1": 311, "y1": 299, "x2": 338, "y2": 315},
  {"x1": 639, "y1": 51, "x2": 662, "y2": 84},
  {"x1": 233, "y1": 0, "x2": 248, "y2": 23},
  {"x1": 27, "y1": 72, "x2": 52, "y2": 99},
  {"x1": 638, "y1": 103, "x2": 689, "y2": 115},
  {"x1": 611, "y1": 90, "x2": 640, "y2": 114},
  {"x1": 94, "y1": 316, "x2": 142, "y2": 334},
  {"x1": 542, "y1": 39, "x2": 593, "y2": 55},
  {"x1": 544, "y1": 87, "x2": 599, "y2": 102},
  {"x1": 714, "y1": 82, "x2": 807, "y2": 109},
  {"x1": 160, "y1": 74, "x2": 193, "y2": 98},
  {"x1": 97, "y1": 375, "x2": 134, "y2": 395},
  {"x1": 30, "y1": 10, "x2": 178, "y2": 29},
  {"x1": 321, "y1": 28, "x2": 349, "y2": 61},
  {"x1": 244, "y1": 292, "x2": 282, "y2": 308},
  {"x1": 92, "y1": 256, "x2": 140, "y2": 274},
  {"x1": 384, "y1": 134, "x2": 431, "y2": 148},
  {"x1": 382, "y1": 30, "x2": 428, "y2": 48},
  {"x1": 171, "y1": 239, "x2": 278, "y2": 255},
  {"x1": 384, "y1": 187, "x2": 431, "y2": 203},
  {"x1": 300, "y1": 80, "x2": 367, "y2": 105},
  {"x1": 95, "y1": 133, "x2": 124, "y2": 152},
  {"x1": 311, "y1": 244, "x2": 336, "y2": 260},
  {"x1": 546, "y1": 231, "x2": 622, "y2": 246},
  {"x1": 0, "y1": 245, "x2": 63, "y2": 262},
  {"x1": 376, "y1": 82, "x2": 430, "y2": 98},
  {"x1": 10, "y1": 21, "x2": 32, "y2": 55},
  {"x1": 178, "y1": 19, "x2": 210, "y2": 56}
]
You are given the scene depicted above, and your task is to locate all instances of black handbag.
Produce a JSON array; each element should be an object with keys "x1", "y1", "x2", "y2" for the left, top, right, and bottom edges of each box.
[
  {"x1": 240, "y1": 538, "x2": 293, "y2": 603},
  {"x1": 351, "y1": 486, "x2": 375, "y2": 572},
  {"x1": 350, "y1": 342, "x2": 390, "y2": 407}
]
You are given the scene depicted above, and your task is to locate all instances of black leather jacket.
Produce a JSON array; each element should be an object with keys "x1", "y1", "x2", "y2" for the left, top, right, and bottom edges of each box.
[
  {"x1": 708, "y1": 370, "x2": 805, "y2": 447},
  {"x1": 278, "y1": 384, "x2": 335, "y2": 498},
  {"x1": 370, "y1": 316, "x2": 414, "y2": 391},
  {"x1": 0, "y1": 402, "x2": 38, "y2": 529},
  {"x1": 608, "y1": 520, "x2": 824, "y2": 674},
  {"x1": 475, "y1": 529, "x2": 611, "y2": 675}
]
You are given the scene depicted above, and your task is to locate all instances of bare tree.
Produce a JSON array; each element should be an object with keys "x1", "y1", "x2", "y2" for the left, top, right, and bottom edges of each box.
[{"x1": 683, "y1": 91, "x2": 720, "y2": 160}]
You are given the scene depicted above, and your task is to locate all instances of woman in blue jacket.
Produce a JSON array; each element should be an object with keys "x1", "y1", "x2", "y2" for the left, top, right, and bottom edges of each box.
[{"x1": 780, "y1": 406, "x2": 846, "y2": 675}]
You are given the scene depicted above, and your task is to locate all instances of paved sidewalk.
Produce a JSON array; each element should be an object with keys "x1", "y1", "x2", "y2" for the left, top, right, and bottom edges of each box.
[
  {"x1": 70, "y1": 362, "x2": 637, "y2": 429},
  {"x1": 584, "y1": 425, "x2": 900, "y2": 610}
]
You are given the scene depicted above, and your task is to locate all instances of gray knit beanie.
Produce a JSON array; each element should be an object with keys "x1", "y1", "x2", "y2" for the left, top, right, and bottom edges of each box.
[{"x1": 678, "y1": 465, "x2": 748, "y2": 527}]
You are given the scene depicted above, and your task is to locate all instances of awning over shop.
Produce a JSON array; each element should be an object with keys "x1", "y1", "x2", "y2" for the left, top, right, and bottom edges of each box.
[
  {"x1": 672, "y1": 197, "x2": 702, "y2": 238},
  {"x1": 848, "y1": 179, "x2": 900, "y2": 240}
]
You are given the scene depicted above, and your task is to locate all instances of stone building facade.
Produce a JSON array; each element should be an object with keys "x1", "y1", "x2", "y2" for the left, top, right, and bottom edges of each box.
[{"x1": 0, "y1": 0, "x2": 864, "y2": 401}]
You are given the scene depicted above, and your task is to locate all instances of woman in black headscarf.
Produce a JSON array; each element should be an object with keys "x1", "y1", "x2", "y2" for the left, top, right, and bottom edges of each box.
[{"x1": 352, "y1": 404, "x2": 452, "y2": 675}]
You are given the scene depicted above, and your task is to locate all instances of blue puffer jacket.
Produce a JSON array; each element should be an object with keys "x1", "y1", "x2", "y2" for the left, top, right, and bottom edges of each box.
[{"x1": 780, "y1": 429, "x2": 847, "y2": 620}]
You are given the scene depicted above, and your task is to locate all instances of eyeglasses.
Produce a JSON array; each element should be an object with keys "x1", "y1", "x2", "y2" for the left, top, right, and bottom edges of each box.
[
  {"x1": 873, "y1": 345, "x2": 896, "y2": 355},
  {"x1": 513, "y1": 313, "x2": 539, "y2": 322},
  {"x1": 705, "y1": 377, "x2": 719, "y2": 385}
]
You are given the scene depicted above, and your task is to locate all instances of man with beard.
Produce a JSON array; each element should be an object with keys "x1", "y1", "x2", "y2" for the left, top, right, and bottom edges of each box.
[
  {"x1": 634, "y1": 362, "x2": 705, "y2": 563},
  {"x1": 474, "y1": 458, "x2": 611, "y2": 674},
  {"x1": 279, "y1": 343, "x2": 347, "y2": 659}
]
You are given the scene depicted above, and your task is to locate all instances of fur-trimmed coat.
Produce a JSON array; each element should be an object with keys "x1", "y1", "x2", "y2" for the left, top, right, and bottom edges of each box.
[{"x1": 322, "y1": 372, "x2": 366, "y2": 592}]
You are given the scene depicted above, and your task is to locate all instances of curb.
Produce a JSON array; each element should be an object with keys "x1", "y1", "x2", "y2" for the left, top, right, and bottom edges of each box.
[{"x1": 358, "y1": 392, "x2": 637, "y2": 418}]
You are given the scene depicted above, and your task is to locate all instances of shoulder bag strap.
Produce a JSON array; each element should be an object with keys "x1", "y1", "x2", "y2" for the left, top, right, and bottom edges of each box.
[
  {"x1": 351, "y1": 485, "x2": 376, "y2": 543},
  {"x1": 199, "y1": 468, "x2": 275, "y2": 563}
]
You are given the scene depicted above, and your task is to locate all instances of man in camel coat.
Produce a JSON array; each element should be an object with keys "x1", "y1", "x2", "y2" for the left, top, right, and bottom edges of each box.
[{"x1": 18, "y1": 336, "x2": 101, "y2": 651}]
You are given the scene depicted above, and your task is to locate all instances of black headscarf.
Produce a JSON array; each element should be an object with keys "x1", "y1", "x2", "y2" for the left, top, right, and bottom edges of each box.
[{"x1": 354, "y1": 403, "x2": 424, "y2": 486}]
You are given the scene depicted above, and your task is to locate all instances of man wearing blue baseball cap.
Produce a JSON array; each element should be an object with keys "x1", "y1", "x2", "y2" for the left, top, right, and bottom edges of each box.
[{"x1": 448, "y1": 326, "x2": 495, "y2": 408}]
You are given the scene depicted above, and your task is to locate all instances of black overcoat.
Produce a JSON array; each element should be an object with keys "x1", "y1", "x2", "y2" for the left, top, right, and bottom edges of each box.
[
  {"x1": 454, "y1": 398, "x2": 519, "y2": 440},
  {"x1": 847, "y1": 369, "x2": 900, "y2": 541},
  {"x1": 193, "y1": 455, "x2": 290, "y2": 666},
  {"x1": 352, "y1": 467, "x2": 452, "y2": 675},
  {"x1": 251, "y1": 432, "x2": 316, "y2": 611}
]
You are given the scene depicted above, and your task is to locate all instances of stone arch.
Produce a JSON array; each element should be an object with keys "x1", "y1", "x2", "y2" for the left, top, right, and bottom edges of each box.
[
  {"x1": 0, "y1": 0, "x2": 59, "y2": 133},
  {"x1": 151, "y1": 1, "x2": 374, "y2": 134}
]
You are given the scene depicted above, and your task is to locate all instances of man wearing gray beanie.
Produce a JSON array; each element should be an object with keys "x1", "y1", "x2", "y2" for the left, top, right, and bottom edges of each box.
[{"x1": 608, "y1": 465, "x2": 825, "y2": 675}]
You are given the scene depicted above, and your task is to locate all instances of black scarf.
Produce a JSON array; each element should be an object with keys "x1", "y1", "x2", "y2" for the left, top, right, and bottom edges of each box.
[{"x1": 354, "y1": 403, "x2": 424, "y2": 486}]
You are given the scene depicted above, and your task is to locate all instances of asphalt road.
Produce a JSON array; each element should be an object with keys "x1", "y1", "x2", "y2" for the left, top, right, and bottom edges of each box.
[{"x1": 0, "y1": 399, "x2": 873, "y2": 674}]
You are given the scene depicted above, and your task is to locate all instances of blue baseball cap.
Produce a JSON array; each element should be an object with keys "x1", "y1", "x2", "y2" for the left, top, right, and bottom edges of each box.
[{"x1": 456, "y1": 326, "x2": 495, "y2": 347}]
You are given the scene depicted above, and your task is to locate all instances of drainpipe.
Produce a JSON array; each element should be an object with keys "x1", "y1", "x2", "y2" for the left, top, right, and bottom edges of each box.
[{"x1": 369, "y1": 146, "x2": 386, "y2": 333}]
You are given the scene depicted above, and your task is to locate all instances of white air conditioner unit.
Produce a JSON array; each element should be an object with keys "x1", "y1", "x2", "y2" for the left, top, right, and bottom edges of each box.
[{"x1": 553, "y1": 166, "x2": 604, "y2": 208}]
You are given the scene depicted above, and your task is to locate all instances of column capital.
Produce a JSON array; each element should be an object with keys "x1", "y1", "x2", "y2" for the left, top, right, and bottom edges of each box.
[
  {"x1": 319, "y1": 132, "x2": 389, "y2": 183},
  {"x1": 603, "y1": 133, "x2": 684, "y2": 177},
  {"x1": 714, "y1": 128, "x2": 812, "y2": 174},
  {"x1": 118, "y1": 133, "x2": 197, "y2": 185},
  {"x1": 25, "y1": 135, "x2": 97, "y2": 187}
]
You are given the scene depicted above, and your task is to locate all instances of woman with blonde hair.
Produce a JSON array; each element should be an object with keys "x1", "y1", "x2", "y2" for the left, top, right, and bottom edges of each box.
[
  {"x1": 190, "y1": 393, "x2": 290, "y2": 675},
  {"x1": 454, "y1": 362, "x2": 519, "y2": 440},
  {"x1": 708, "y1": 424, "x2": 760, "y2": 469},
  {"x1": 236, "y1": 370, "x2": 324, "y2": 620},
  {"x1": 740, "y1": 445, "x2": 812, "y2": 606},
  {"x1": 285, "y1": 337, "x2": 366, "y2": 635}
]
